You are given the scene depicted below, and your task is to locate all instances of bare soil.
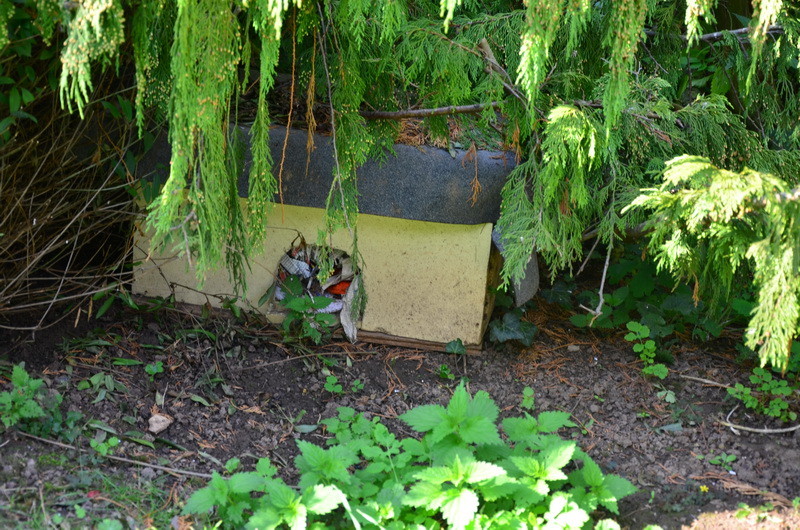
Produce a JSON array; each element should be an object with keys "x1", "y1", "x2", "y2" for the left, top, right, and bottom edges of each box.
[{"x1": 1, "y1": 302, "x2": 799, "y2": 529}]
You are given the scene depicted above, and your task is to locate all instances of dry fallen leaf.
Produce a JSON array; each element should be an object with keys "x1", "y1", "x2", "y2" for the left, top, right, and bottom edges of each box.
[{"x1": 148, "y1": 413, "x2": 174, "y2": 434}]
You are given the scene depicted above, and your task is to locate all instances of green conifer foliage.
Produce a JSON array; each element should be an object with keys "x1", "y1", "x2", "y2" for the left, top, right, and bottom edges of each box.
[
  {"x1": 627, "y1": 156, "x2": 800, "y2": 370},
  {"x1": 6, "y1": 0, "x2": 800, "y2": 366}
]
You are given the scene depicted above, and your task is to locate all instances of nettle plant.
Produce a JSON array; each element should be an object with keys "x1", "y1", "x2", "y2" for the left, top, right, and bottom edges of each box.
[
  {"x1": 727, "y1": 367, "x2": 798, "y2": 423},
  {"x1": 184, "y1": 383, "x2": 635, "y2": 529}
]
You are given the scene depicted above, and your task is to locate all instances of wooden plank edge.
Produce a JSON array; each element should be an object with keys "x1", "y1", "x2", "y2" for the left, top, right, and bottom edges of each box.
[{"x1": 131, "y1": 294, "x2": 484, "y2": 354}]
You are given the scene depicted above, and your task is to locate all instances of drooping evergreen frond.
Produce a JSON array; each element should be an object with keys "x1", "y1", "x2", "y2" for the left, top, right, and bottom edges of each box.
[
  {"x1": 16, "y1": 0, "x2": 800, "y2": 366},
  {"x1": 627, "y1": 156, "x2": 800, "y2": 370},
  {"x1": 59, "y1": 0, "x2": 126, "y2": 116},
  {"x1": 131, "y1": 0, "x2": 174, "y2": 132},
  {"x1": 245, "y1": 0, "x2": 285, "y2": 246},
  {"x1": 146, "y1": 0, "x2": 244, "y2": 287},
  {"x1": 601, "y1": 0, "x2": 648, "y2": 130},
  {"x1": 685, "y1": 0, "x2": 718, "y2": 45}
]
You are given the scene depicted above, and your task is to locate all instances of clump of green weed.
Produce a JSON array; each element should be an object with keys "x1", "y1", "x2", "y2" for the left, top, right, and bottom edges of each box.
[
  {"x1": 183, "y1": 383, "x2": 635, "y2": 528},
  {"x1": 728, "y1": 367, "x2": 798, "y2": 422}
]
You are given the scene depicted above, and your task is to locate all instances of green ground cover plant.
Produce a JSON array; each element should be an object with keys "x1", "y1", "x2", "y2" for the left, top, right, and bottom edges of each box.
[
  {"x1": 727, "y1": 367, "x2": 798, "y2": 422},
  {"x1": 279, "y1": 275, "x2": 338, "y2": 345},
  {"x1": 183, "y1": 383, "x2": 635, "y2": 528}
]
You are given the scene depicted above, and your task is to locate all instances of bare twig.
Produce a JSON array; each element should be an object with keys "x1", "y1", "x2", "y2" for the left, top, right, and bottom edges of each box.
[
  {"x1": 575, "y1": 235, "x2": 601, "y2": 277},
  {"x1": 678, "y1": 374, "x2": 732, "y2": 389},
  {"x1": 644, "y1": 24, "x2": 784, "y2": 43},
  {"x1": 361, "y1": 102, "x2": 500, "y2": 120},
  {"x1": 234, "y1": 350, "x2": 378, "y2": 371},
  {"x1": 717, "y1": 417, "x2": 800, "y2": 435},
  {"x1": 16, "y1": 431, "x2": 214, "y2": 479},
  {"x1": 579, "y1": 241, "x2": 613, "y2": 324}
]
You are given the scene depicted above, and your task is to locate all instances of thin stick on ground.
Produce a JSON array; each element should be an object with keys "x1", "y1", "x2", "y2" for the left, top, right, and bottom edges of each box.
[
  {"x1": 678, "y1": 374, "x2": 732, "y2": 389},
  {"x1": 15, "y1": 431, "x2": 213, "y2": 479},
  {"x1": 717, "y1": 417, "x2": 800, "y2": 435}
]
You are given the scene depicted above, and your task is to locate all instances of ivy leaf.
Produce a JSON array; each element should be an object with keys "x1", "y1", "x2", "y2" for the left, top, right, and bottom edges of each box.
[
  {"x1": 489, "y1": 312, "x2": 537, "y2": 346},
  {"x1": 441, "y1": 488, "x2": 479, "y2": 530},
  {"x1": 445, "y1": 338, "x2": 467, "y2": 355},
  {"x1": 302, "y1": 484, "x2": 345, "y2": 515}
]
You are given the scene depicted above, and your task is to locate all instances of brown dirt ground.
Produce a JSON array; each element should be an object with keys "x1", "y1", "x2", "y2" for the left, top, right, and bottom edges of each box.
[{"x1": 1, "y1": 300, "x2": 799, "y2": 529}]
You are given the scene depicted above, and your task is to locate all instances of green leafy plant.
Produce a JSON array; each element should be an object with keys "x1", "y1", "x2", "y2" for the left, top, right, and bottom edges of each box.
[
  {"x1": 90, "y1": 436, "x2": 121, "y2": 457},
  {"x1": 144, "y1": 361, "x2": 165, "y2": 382},
  {"x1": 488, "y1": 304, "x2": 538, "y2": 348},
  {"x1": 727, "y1": 368, "x2": 798, "y2": 422},
  {"x1": 445, "y1": 339, "x2": 467, "y2": 355},
  {"x1": 624, "y1": 321, "x2": 669, "y2": 380},
  {"x1": 655, "y1": 385, "x2": 677, "y2": 404},
  {"x1": 323, "y1": 375, "x2": 343, "y2": 395},
  {"x1": 0, "y1": 364, "x2": 85, "y2": 441},
  {"x1": 279, "y1": 276, "x2": 338, "y2": 345},
  {"x1": 0, "y1": 364, "x2": 46, "y2": 429},
  {"x1": 183, "y1": 383, "x2": 636, "y2": 528},
  {"x1": 77, "y1": 372, "x2": 128, "y2": 404},
  {"x1": 708, "y1": 452, "x2": 737, "y2": 472},
  {"x1": 520, "y1": 386, "x2": 535, "y2": 411},
  {"x1": 438, "y1": 364, "x2": 455, "y2": 380},
  {"x1": 350, "y1": 379, "x2": 364, "y2": 393}
]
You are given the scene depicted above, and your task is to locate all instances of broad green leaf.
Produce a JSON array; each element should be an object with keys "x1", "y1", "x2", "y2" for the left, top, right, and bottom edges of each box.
[
  {"x1": 469, "y1": 390, "x2": 499, "y2": 423},
  {"x1": 182, "y1": 487, "x2": 217, "y2": 514},
  {"x1": 286, "y1": 504, "x2": 307, "y2": 530},
  {"x1": 414, "y1": 465, "x2": 455, "y2": 485},
  {"x1": 447, "y1": 383, "x2": 470, "y2": 420},
  {"x1": 538, "y1": 440, "x2": 576, "y2": 478},
  {"x1": 536, "y1": 411, "x2": 575, "y2": 432},
  {"x1": 303, "y1": 484, "x2": 345, "y2": 515},
  {"x1": 441, "y1": 488, "x2": 479, "y2": 529},
  {"x1": 246, "y1": 507, "x2": 281, "y2": 529},
  {"x1": 581, "y1": 457, "x2": 604, "y2": 487},
  {"x1": 400, "y1": 404, "x2": 447, "y2": 432},
  {"x1": 264, "y1": 481, "x2": 298, "y2": 509},
  {"x1": 405, "y1": 480, "x2": 446, "y2": 508},
  {"x1": 465, "y1": 461, "x2": 506, "y2": 484},
  {"x1": 510, "y1": 456, "x2": 541, "y2": 476},
  {"x1": 460, "y1": 417, "x2": 502, "y2": 445},
  {"x1": 602, "y1": 475, "x2": 637, "y2": 511},
  {"x1": 229, "y1": 472, "x2": 265, "y2": 494}
]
